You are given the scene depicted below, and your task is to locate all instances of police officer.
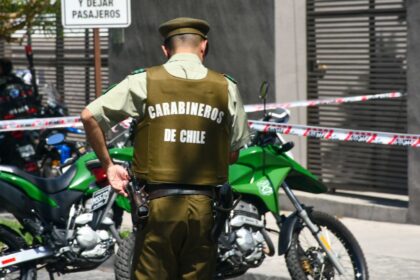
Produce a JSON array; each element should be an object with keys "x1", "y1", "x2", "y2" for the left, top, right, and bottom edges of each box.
[{"x1": 81, "y1": 17, "x2": 250, "y2": 279}]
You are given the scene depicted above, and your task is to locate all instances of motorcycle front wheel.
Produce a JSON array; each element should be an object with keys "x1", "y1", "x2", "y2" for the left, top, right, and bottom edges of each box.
[
  {"x1": 0, "y1": 225, "x2": 36, "y2": 280},
  {"x1": 285, "y1": 211, "x2": 368, "y2": 280}
]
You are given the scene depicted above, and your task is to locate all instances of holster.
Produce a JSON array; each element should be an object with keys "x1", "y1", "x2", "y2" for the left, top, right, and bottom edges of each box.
[
  {"x1": 210, "y1": 183, "x2": 234, "y2": 242},
  {"x1": 126, "y1": 175, "x2": 149, "y2": 229}
]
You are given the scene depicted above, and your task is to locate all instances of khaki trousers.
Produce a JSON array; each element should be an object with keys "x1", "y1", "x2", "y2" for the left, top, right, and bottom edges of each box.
[{"x1": 131, "y1": 195, "x2": 216, "y2": 280}]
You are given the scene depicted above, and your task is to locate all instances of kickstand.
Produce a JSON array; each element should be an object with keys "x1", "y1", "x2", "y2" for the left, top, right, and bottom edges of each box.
[{"x1": 48, "y1": 271, "x2": 55, "y2": 280}]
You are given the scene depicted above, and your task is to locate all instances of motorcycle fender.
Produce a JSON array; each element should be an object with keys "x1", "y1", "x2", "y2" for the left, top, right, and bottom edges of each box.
[
  {"x1": 278, "y1": 211, "x2": 299, "y2": 256},
  {"x1": 0, "y1": 180, "x2": 34, "y2": 218}
]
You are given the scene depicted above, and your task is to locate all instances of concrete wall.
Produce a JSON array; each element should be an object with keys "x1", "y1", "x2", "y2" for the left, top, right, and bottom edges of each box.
[
  {"x1": 109, "y1": 0, "x2": 275, "y2": 106},
  {"x1": 274, "y1": 0, "x2": 307, "y2": 166},
  {"x1": 407, "y1": 0, "x2": 420, "y2": 224},
  {"x1": 108, "y1": 0, "x2": 311, "y2": 164}
]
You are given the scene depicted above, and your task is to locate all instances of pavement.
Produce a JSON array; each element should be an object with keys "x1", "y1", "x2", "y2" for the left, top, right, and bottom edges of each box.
[
  {"x1": 2, "y1": 188, "x2": 417, "y2": 279},
  {"x1": 34, "y1": 209, "x2": 420, "y2": 280}
]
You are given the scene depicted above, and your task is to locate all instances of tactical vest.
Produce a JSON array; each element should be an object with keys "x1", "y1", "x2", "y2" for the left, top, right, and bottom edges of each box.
[{"x1": 132, "y1": 65, "x2": 230, "y2": 185}]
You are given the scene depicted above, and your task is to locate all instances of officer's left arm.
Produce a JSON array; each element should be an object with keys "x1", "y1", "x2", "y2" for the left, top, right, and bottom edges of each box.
[{"x1": 226, "y1": 79, "x2": 250, "y2": 163}]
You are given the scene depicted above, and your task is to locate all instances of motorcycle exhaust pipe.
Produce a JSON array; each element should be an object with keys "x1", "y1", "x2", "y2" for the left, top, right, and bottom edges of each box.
[{"x1": 0, "y1": 246, "x2": 53, "y2": 269}]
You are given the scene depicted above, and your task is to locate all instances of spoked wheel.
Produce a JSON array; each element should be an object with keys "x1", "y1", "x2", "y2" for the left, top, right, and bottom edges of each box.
[
  {"x1": 0, "y1": 225, "x2": 36, "y2": 280},
  {"x1": 285, "y1": 211, "x2": 368, "y2": 280}
]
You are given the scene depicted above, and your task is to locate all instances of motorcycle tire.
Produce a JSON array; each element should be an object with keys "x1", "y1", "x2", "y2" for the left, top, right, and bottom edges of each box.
[
  {"x1": 114, "y1": 232, "x2": 135, "y2": 280},
  {"x1": 285, "y1": 211, "x2": 368, "y2": 280},
  {"x1": 0, "y1": 224, "x2": 36, "y2": 280}
]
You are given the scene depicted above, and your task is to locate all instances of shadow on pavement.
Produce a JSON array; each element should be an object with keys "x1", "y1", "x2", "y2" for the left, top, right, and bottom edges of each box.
[{"x1": 233, "y1": 274, "x2": 290, "y2": 280}]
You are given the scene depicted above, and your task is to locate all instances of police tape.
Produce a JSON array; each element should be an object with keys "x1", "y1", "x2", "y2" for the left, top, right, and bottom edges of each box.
[
  {"x1": 248, "y1": 120, "x2": 420, "y2": 147},
  {"x1": 0, "y1": 92, "x2": 405, "y2": 132},
  {"x1": 0, "y1": 116, "x2": 83, "y2": 132},
  {"x1": 244, "y1": 91, "x2": 405, "y2": 113}
]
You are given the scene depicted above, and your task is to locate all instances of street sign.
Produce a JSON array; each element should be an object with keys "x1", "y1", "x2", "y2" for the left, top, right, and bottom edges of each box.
[{"x1": 61, "y1": 0, "x2": 131, "y2": 28}]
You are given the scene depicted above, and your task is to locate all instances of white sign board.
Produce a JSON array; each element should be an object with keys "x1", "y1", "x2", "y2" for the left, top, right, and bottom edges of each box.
[{"x1": 61, "y1": 0, "x2": 131, "y2": 28}]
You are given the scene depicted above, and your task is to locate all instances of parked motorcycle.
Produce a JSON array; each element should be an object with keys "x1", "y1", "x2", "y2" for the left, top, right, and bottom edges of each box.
[
  {"x1": 113, "y1": 83, "x2": 369, "y2": 280},
  {"x1": 0, "y1": 81, "x2": 42, "y2": 174},
  {"x1": 35, "y1": 128, "x2": 86, "y2": 177},
  {"x1": 0, "y1": 82, "x2": 72, "y2": 176},
  {"x1": 0, "y1": 147, "x2": 132, "y2": 279}
]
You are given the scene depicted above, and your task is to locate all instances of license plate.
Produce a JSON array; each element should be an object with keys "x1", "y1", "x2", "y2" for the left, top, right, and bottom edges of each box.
[
  {"x1": 91, "y1": 186, "x2": 112, "y2": 212},
  {"x1": 17, "y1": 144, "x2": 35, "y2": 158}
]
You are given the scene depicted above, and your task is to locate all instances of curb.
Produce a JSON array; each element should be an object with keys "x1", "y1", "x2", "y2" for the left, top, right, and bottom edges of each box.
[{"x1": 279, "y1": 190, "x2": 408, "y2": 224}]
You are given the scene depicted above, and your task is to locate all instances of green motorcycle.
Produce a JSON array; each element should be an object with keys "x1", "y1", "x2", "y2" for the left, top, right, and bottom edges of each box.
[
  {"x1": 0, "y1": 130, "x2": 368, "y2": 280},
  {"x1": 114, "y1": 83, "x2": 369, "y2": 280},
  {"x1": 113, "y1": 128, "x2": 368, "y2": 280},
  {"x1": 0, "y1": 144, "x2": 133, "y2": 279},
  {"x1": 0, "y1": 92, "x2": 368, "y2": 280}
]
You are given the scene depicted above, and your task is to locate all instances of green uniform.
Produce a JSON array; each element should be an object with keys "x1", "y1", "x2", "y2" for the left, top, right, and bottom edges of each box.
[{"x1": 87, "y1": 53, "x2": 249, "y2": 279}]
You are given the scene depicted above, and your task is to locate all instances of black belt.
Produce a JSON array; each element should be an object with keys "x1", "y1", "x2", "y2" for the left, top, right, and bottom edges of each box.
[{"x1": 146, "y1": 184, "x2": 216, "y2": 200}]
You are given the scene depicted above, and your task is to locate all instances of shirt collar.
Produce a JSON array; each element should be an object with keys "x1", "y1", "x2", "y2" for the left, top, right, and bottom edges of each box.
[{"x1": 166, "y1": 53, "x2": 202, "y2": 65}]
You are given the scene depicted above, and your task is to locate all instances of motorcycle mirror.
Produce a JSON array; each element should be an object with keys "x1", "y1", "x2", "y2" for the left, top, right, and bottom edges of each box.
[
  {"x1": 259, "y1": 81, "x2": 270, "y2": 116},
  {"x1": 46, "y1": 133, "x2": 65, "y2": 145},
  {"x1": 279, "y1": 141, "x2": 295, "y2": 154},
  {"x1": 259, "y1": 81, "x2": 269, "y2": 101}
]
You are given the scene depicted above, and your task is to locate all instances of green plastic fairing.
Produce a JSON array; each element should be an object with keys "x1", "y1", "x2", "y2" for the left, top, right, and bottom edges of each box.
[
  {"x1": 0, "y1": 172, "x2": 58, "y2": 207},
  {"x1": 68, "y1": 147, "x2": 134, "y2": 192},
  {"x1": 68, "y1": 147, "x2": 134, "y2": 212},
  {"x1": 229, "y1": 145, "x2": 327, "y2": 213}
]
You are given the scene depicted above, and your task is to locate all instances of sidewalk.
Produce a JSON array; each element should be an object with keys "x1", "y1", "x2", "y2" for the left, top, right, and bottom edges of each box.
[
  {"x1": 241, "y1": 215, "x2": 420, "y2": 280},
  {"x1": 3, "y1": 187, "x2": 418, "y2": 279},
  {"x1": 35, "y1": 213, "x2": 420, "y2": 280},
  {"x1": 118, "y1": 198, "x2": 420, "y2": 279}
]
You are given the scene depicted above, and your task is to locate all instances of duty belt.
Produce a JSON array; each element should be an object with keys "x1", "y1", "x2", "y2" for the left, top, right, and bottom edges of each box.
[{"x1": 146, "y1": 184, "x2": 216, "y2": 200}]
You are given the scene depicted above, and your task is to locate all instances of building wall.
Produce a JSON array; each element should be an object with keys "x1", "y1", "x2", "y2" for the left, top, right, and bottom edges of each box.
[
  {"x1": 109, "y1": 0, "x2": 309, "y2": 165},
  {"x1": 109, "y1": 0, "x2": 275, "y2": 106},
  {"x1": 407, "y1": 0, "x2": 420, "y2": 224},
  {"x1": 275, "y1": 0, "x2": 307, "y2": 166}
]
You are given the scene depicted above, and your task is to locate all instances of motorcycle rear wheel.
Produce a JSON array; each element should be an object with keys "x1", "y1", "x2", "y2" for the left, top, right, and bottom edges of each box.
[
  {"x1": 0, "y1": 225, "x2": 36, "y2": 280},
  {"x1": 285, "y1": 211, "x2": 368, "y2": 280},
  {"x1": 114, "y1": 232, "x2": 135, "y2": 280}
]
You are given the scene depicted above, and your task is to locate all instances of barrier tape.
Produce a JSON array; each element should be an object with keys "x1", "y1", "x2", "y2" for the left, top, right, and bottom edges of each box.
[
  {"x1": 0, "y1": 116, "x2": 82, "y2": 132},
  {"x1": 244, "y1": 92, "x2": 405, "y2": 113},
  {"x1": 0, "y1": 91, "x2": 409, "y2": 150},
  {"x1": 248, "y1": 120, "x2": 420, "y2": 147}
]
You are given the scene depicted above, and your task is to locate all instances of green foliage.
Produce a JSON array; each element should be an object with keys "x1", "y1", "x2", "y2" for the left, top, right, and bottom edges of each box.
[
  {"x1": 119, "y1": 230, "x2": 131, "y2": 239},
  {"x1": 0, "y1": 218, "x2": 33, "y2": 245},
  {"x1": 0, "y1": 0, "x2": 60, "y2": 43}
]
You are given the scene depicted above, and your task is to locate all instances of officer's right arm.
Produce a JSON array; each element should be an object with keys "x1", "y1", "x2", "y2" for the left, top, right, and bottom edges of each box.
[{"x1": 81, "y1": 75, "x2": 145, "y2": 196}]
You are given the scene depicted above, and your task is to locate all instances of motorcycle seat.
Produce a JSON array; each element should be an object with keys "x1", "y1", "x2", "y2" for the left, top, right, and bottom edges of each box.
[{"x1": 0, "y1": 165, "x2": 77, "y2": 194}]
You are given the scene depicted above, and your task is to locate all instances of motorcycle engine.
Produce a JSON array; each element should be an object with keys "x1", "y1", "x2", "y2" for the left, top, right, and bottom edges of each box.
[
  {"x1": 70, "y1": 211, "x2": 115, "y2": 259},
  {"x1": 217, "y1": 200, "x2": 267, "y2": 275}
]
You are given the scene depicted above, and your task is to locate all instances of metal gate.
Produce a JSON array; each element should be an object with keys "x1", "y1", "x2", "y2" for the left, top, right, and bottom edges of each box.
[
  {"x1": 307, "y1": 0, "x2": 407, "y2": 194},
  {"x1": 0, "y1": 15, "x2": 109, "y2": 116}
]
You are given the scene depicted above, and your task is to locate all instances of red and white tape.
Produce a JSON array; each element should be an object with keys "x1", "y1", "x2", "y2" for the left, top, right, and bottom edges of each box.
[
  {"x1": 244, "y1": 91, "x2": 405, "y2": 113},
  {"x1": 0, "y1": 91, "x2": 409, "y2": 148},
  {"x1": 0, "y1": 116, "x2": 82, "y2": 132},
  {"x1": 248, "y1": 120, "x2": 420, "y2": 147}
]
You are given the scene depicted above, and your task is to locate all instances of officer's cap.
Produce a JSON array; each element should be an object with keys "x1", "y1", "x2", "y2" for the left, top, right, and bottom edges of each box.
[{"x1": 159, "y1": 17, "x2": 210, "y2": 41}]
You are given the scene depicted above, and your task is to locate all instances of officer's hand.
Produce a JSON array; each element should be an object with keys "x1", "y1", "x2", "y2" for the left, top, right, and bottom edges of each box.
[{"x1": 106, "y1": 164, "x2": 129, "y2": 197}]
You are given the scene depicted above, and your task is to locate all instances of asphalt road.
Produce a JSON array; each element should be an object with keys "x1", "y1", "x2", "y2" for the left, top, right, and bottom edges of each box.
[{"x1": 35, "y1": 214, "x2": 420, "y2": 280}]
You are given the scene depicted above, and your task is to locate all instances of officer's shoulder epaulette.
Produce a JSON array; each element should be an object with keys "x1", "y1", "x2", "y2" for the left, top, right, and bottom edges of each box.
[
  {"x1": 130, "y1": 68, "x2": 147, "y2": 75},
  {"x1": 102, "y1": 83, "x2": 117, "y2": 95},
  {"x1": 223, "y1": 73, "x2": 237, "y2": 84}
]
